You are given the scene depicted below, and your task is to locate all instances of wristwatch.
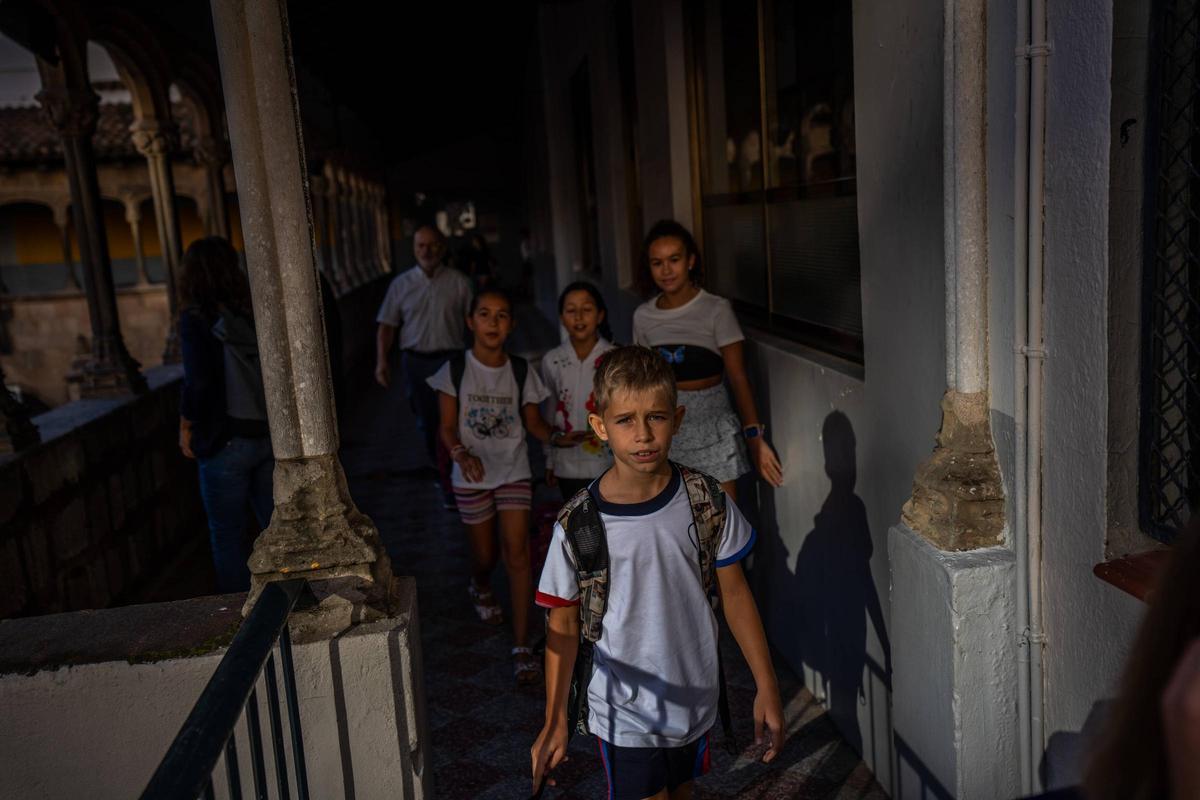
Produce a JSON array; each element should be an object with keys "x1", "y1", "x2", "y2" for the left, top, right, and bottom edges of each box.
[{"x1": 742, "y1": 423, "x2": 766, "y2": 439}]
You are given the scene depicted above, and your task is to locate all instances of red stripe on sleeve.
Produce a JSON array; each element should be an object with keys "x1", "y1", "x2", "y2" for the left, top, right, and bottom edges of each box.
[{"x1": 536, "y1": 591, "x2": 579, "y2": 608}]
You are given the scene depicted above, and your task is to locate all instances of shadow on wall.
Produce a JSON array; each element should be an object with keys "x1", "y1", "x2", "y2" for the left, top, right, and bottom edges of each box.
[{"x1": 752, "y1": 406, "x2": 892, "y2": 762}]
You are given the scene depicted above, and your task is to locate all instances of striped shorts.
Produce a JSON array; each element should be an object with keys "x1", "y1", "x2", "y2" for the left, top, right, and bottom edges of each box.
[{"x1": 453, "y1": 480, "x2": 533, "y2": 525}]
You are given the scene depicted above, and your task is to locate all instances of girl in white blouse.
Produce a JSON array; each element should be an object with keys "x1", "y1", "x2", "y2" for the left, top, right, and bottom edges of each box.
[
  {"x1": 540, "y1": 281, "x2": 616, "y2": 499},
  {"x1": 632, "y1": 220, "x2": 783, "y2": 499}
]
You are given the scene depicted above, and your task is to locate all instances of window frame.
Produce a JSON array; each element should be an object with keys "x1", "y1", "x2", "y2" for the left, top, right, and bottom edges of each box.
[{"x1": 684, "y1": 0, "x2": 864, "y2": 364}]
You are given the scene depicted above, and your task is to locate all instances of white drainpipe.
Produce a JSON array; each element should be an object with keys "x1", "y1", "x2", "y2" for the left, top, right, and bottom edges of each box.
[
  {"x1": 1015, "y1": 0, "x2": 1050, "y2": 793},
  {"x1": 1013, "y1": 0, "x2": 1032, "y2": 789}
]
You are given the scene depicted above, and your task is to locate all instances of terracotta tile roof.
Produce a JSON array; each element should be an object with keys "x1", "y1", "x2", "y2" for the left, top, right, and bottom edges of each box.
[{"x1": 0, "y1": 102, "x2": 198, "y2": 165}]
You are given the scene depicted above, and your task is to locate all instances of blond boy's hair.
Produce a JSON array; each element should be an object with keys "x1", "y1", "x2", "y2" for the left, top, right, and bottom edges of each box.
[{"x1": 592, "y1": 345, "x2": 678, "y2": 414}]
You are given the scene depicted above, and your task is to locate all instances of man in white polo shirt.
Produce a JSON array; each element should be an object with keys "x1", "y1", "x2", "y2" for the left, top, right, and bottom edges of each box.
[{"x1": 376, "y1": 224, "x2": 473, "y2": 499}]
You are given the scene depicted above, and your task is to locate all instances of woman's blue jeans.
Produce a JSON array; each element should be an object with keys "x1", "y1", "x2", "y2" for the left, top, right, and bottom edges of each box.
[{"x1": 197, "y1": 435, "x2": 274, "y2": 592}]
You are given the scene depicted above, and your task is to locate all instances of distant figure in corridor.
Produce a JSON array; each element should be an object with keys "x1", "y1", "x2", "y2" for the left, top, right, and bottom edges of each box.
[
  {"x1": 632, "y1": 219, "x2": 783, "y2": 501},
  {"x1": 375, "y1": 224, "x2": 472, "y2": 504},
  {"x1": 177, "y1": 236, "x2": 272, "y2": 593}
]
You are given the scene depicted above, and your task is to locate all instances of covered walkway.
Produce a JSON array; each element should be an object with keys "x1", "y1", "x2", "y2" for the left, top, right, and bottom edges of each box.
[{"x1": 338, "y1": 303, "x2": 886, "y2": 799}]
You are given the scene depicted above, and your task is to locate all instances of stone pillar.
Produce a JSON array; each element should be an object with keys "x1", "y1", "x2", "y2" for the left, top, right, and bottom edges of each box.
[
  {"x1": 309, "y1": 174, "x2": 333, "y2": 283},
  {"x1": 123, "y1": 199, "x2": 149, "y2": 287},
  {"x1": 0, "y1": 361, "x2": 39, "y2": 454},
  {"x1": 322, "y1": 163, "x2": 347, "y2": 292},
  {"x1": 373, "y1": 184, "x2": 392, "y2": 273},
  {"x1": 901, "y1": 0, "x2": 1003, "y2": 551},
  {"x1": 336, "y1": 168, "x2": 360, "y2": 287},
  {"x1": 888, "y1": 3, "x2": 1020, "y2": 797},
  {"x1": 51, "y1": 205, "x2": 82, "y2": 292},
  {"x1": 350, "y1": 175, "x2": 371, "y2": 278},
  {"x1": 195, "y1": 135, "x2": 230, "y2": 238},
  {"x1": 36, "y1": 84, "x2": 146, "y2": 397},
  {"x1": 210, "y1": 0, "x2": 394, "y2": 624},
  {"x1": 131, "y1": 119, "x2": 183, "y2": 364}
]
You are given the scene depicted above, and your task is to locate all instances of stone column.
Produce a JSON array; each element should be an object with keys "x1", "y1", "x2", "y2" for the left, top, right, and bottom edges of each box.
[
  {"x1": 123, "y1": 199, "x2": 149, "y2": 287},
  {"x1": 195, "y1": 135, "x2": 230, "y2": 238},
  {"x1": 376, "y1": 186, "x2": 393, "y2": 273},
  {"x1": 210, "y1": 0, "x2": 394, "y2": 625},
  {"x1": 131, "y1": 119, "x2": 183, "y2": 363},
  {"x1": 0, "y1": 361, "x2": 39, "y2": 454},
  {"x1": 322, "y1": 163, "x2": 348, "y2": 292},
  {"x1": 336, "y1": 168, "x2": 360, "y2": 287},
  {"x1": 901, "y1": 0, "x2": 1003, "y2": 551},
  {"x1": 888, "y1": 3, "x2": 1020, "y2": 797},
  {"x1": 36, "y1": 84, "x2": 146, "y2": 396},
  {"x1": 309, "y1": 174, "x2": 333, "y2": 283},
  {"x1": 51, "y1": 205, "x2": 82, "y2": 292},
  {"x1": 350, "y1": 175, "x2": 371, "y2": 278}
]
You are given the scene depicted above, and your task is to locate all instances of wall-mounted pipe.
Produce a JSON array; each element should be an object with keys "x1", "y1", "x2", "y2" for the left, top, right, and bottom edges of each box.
[
  {"x1": 1026, "y1": 0, "x2": 1049, "y2": 782},
  {"x1": 1013, "y1": 0, "x2": 1032, "y2": 790},
  {"x1": 1015, "y1": 0, "x2": 1050, "y2": 792}
]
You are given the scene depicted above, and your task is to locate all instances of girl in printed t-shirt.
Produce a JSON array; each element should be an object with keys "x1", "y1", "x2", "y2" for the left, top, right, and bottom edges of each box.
[
  {"x1": 632, "y1": 219, "x2": 784, "y2": 500},
  {"x1": 427, "y1": 288, "x2": 560, "y2": 685},
  {"x1": 541, "y1": 282, "x2": 617, "y2": 500}
]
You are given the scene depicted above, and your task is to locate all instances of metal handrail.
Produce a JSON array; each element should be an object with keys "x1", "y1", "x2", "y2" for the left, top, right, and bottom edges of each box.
[{"x1": 141, "y1": 579, "x2": 310, "y2": 800}]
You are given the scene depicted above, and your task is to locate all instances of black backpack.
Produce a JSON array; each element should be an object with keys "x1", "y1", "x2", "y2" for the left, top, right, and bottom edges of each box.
[{"x1": 555, "y1": 464, "x2": 735, "y2": 748}]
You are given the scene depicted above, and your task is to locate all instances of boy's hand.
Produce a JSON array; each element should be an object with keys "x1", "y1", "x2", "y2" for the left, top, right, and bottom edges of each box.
[
  {"x1": 753, "y1": 686, "x2": 785, "y2": 763},
  {"x1": 530, "y1": 719, "x2": 569, "y2": 791},
  {"x1": 545, "y1": 468, "x2": 557, "y2": 487}
]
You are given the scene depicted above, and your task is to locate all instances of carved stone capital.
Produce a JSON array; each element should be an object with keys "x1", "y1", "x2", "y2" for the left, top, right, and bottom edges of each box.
[
  {"x1": 243, "y1": 454, "x2": 396, "y2": 633},
  {"x1": 35, "y1": 88, "x2": 99, "y2": 139},
  {"x1": 130, "y1": 120, "x2": 177, "y2": 159},
  {"x1": 901, "y1": 390, "x2": 1006, "y2": 550}
]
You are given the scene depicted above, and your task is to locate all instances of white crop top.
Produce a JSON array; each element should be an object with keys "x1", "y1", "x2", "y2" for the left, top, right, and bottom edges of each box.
[{"x1": 632, "y1": 290, "x2": 744, "y2": 380}]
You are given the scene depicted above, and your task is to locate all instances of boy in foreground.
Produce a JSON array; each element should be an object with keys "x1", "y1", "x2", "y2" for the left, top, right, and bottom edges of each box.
[{"x1": 531, "y1": 346, "x2": 784, "y2": 800}]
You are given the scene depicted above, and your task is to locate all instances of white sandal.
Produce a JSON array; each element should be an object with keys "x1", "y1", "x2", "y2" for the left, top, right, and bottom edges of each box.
[
  {"x1": 468, "y1": 583, "x2": 504, "y2": 625},
  {"x1": 512, "y1": 646, "x2": 542, "y2": 686}
]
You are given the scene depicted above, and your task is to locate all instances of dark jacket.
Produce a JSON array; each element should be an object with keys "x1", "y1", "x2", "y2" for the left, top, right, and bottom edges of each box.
[{"x1": 180, "y1": 306, "x2": 267, "y2": 458}]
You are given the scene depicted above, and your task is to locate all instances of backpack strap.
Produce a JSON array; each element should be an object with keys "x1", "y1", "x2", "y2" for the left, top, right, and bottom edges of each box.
[
  {"x1": 557, "y1": 485, "x2": 609, "y2": 738},
  {"x1": 510, "y1": 355, "x2": 528, "y2": 404},
  {"x1": 676, "y1": 463, "x2": 727, "y2": 594},
  {"x1": 676, "y1": 463, "x2": 737, "y2": 751},
  {"x1": 449, "y1": 352, "x2": 466, "y2": 397}
]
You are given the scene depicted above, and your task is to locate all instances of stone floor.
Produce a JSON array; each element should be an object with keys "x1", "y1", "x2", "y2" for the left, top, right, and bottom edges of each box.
[{"x1": 340, "y1": 322, "x2": 888, "y2": 800}]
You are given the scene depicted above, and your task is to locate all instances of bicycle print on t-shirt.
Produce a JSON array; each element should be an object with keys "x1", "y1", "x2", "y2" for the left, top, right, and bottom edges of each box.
[{"x1": 465, "y1": 390, "x2": 518, "y2": 440}]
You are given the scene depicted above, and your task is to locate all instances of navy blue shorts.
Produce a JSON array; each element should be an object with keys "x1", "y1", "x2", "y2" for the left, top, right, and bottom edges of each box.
[{"x1": 596, "y1": 733, "x2": 710, "y2": 800}]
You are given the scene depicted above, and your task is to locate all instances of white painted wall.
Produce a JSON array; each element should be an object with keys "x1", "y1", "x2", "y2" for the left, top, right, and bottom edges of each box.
[
  {"x1": 0, "y1": 603, "x2": 429, "y2": 799},
  {"x1": 1039, "y1": 0, "x2": 1146, "y2": 762},
  {"x1": 534, "y1": 0, "x2": 1153, "y2": 795}
]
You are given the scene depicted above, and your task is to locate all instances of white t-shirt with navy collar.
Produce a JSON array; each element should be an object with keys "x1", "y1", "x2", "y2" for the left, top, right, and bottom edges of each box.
[{"x1": 536, "y1": 466, "x2": 756, "y2": 747}]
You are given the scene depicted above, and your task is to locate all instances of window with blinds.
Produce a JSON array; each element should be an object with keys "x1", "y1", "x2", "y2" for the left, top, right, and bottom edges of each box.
[{"x1": 689, "y1": 0, "x2": 862, "y2": 362}]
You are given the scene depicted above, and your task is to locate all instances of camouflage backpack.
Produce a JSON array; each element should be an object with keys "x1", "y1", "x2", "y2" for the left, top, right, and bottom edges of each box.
[{"x1": 555, "y1": 463, "x2": 734, "y2": 744}]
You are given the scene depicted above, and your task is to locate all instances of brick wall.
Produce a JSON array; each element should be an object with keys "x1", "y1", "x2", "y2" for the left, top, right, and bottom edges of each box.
[{"x1": 0, "y1": 366, "x2": 206, "y2": 618}]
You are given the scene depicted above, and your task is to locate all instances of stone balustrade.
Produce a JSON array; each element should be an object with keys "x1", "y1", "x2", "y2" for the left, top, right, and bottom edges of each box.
[{"x1": 0, "y1": 364, "x2": 205, "y2": 618}]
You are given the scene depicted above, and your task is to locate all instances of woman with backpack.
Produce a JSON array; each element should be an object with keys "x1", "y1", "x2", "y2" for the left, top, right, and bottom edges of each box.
[
  {"x1": 178, "y1": 236, "x2": 273, "y2": 593},
  {"x1": 427, "y1": 287, "x2": 563, "y2": 685}
]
